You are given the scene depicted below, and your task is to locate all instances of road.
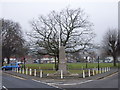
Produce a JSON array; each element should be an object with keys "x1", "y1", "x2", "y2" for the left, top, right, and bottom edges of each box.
[
  {"x1": 2, "y1": 73, "x2": 59, "y2": 89},
  {"x1": 2, "y1": 72, "x2": 119, "y2": 89},
  {"x1": 56, "y1": 73, "x2": 118, "y2": 88}
]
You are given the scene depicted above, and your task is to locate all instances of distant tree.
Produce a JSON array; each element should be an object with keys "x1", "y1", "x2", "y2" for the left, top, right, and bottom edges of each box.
[
  {"x1": 117, "y1": 29, "x2": 120, "y2": 56},
  {"x1": 1, "y1": 19, "x2": 26, "y2": 65},
  {"x1": 28, "y1": 7, "x2": 95, "y2": 70},
  {"x1": 102, "y1": 29, "x2": 118, "y2": 66}
]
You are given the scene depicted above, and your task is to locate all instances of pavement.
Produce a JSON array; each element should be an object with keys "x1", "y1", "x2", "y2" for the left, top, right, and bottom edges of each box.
[
  {"x1": 2, "y1": 67, "x2": 119, "y2": 89},
  {"x1": 3, "y1": 67, "x2": 118, "y2": 80}
]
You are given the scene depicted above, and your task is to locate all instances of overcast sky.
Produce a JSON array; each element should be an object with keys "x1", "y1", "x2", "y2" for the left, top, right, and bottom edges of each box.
[{"x1": 0, "y1": 0, "x2": 118, "y2": 44}]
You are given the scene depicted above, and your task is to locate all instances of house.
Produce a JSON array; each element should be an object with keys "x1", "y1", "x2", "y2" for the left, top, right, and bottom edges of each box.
[
  {"x1": 104, "y1": 56, "x2": 113, "y2": 63},
  {"x1": 40, "y1": 55, "x2": 55, "y2": 63},
  {"x1": 117, "y1": 56, "x2": 120, "y2": 62}
]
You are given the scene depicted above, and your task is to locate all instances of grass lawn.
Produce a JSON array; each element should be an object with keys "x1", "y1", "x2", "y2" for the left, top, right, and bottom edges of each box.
[
  {"x1": 25, "y1": 63, "x2": 118, "y2": 70},
  {"x1": 19, "y1": 63, "x2": 118, "y2": 74}
]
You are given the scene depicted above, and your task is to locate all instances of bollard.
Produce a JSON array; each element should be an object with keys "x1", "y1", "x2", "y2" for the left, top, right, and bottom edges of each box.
[
  {"x1": 101, "y1": 68, "x2": 102, "y2": 73},
  {"x1": 82, "y1": 70, "x2": 85, "y2": 78},
  {"x1": 99, "y1": 68, "x2": 101, "y2": 74},
  {"x1": 92, "y1": 68, "x2": 95, "y2": 76},
  {"x1": 40, "y1": 70, "x2": 42, "y2": 78},
  {"x1": 17, "y1": 68, "x2": 19, "y2": 73},
  {"x1": 22, "y1": 68, "x2": 24, "y2": 74},
  {"x1": 34, "y1": 69, "x2": 36, "y2": 76},
  {"x1": 88, "y1": 69, "x2": 91, "y2": 77},
  {"x1": 106, "y1": 67, "x2": 108, "y2": 72},
  {"x1": 26, "y1": 68, "x2": 28, "y2": 75},
  {"x1": 19, "y1": 68, "x2": 22, "y2": 73},
  {"x1": 105, "y1": 67, "x2": 107, "y2": 72},
  {"x1": 30, "y1": 68, "x2": 32, "y2": 75},
  {"x1": 96, "y1": 69, "x2": 98, "y2": 74},
  {"x1": 61, "y1": 70, "x2": 63, "y2": 79}
]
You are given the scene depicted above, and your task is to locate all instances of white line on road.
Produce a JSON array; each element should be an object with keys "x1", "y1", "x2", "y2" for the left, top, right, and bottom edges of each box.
[
  {"x1": 2, "y1": 86, "x2": 8, "y2": 90},
  {"x1": 32, "y1": 79, "x2": 60, "y2": 89},
  {"x1": 32, "y1": 79, "x2": 93, "y2": 86},
  {"x1": 52, "y1": 80, "x2": 93, "y2": 86}
]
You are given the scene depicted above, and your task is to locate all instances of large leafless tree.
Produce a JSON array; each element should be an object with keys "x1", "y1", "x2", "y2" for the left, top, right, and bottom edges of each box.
[
  {"x1": 1, "y1": 19, "x2": 26, "y2": 65},
  {"x1": 28, "y1": 7, "x2": 95, "y2": 70},
  {"x1": 102, "y1": 29, "x2": 119, "y2": 66}
]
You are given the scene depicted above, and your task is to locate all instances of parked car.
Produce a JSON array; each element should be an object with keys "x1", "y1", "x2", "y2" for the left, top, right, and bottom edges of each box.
[{"x1": 2, "y1": 63, "x2": 20, "y2": 70}]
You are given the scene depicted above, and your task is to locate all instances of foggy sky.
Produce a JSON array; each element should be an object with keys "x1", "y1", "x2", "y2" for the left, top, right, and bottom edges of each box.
[{"x1": 0, "y1": 0, "x2": 118, "y2": 44}]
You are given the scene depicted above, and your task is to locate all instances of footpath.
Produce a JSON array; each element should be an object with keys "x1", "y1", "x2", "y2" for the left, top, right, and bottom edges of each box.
[{"x1": 2, "y1": 67, "x2": 118, "y2": 83}]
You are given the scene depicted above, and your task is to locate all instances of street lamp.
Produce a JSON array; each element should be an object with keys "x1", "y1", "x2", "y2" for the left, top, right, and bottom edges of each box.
[
  {"x1": 97, "y1": 56, "x2": 100, "y2": 73},
  {"x1": 23, "y1": 57, "x2": 26, "y2": 69}
]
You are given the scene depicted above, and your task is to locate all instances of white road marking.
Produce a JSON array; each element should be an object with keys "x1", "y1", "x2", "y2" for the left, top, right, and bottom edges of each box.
[
  {"x1": 99, "y1": 72, "x2": 118, "y2": 80},
  {"x1": 3, "y1": 73, "x2": 26, "y2": 80},
  {"x1": 2, "y1": 86, "x2": 8, "y2": 90},
  {"x1": 10, "y1": 75, "x2": 26, "y2": 80},
  {"x1": 32, "y1": 79, "x2": 60, "y2": 89},
  {"x1": 51, "y1": 80, "x2": 93, "y2": 86},
  {"x1": 32, "y1": 79, "x2": 93, "y2": 86}
]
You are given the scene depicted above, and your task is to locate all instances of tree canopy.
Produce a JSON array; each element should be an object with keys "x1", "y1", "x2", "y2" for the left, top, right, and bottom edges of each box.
[
  {"x1": 29, "y1": 7, "x2": 95, "y2": 58},
  {"x1": 1, "y1": 19, "x2": 26, "y2": 64}
]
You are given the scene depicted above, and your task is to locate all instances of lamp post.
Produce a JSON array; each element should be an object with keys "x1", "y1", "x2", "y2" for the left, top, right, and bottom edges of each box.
[
  {"x1": 23, "y1": 57, "x2": 26, "y2": 69},
  {"x1": 97, "y1": 56, "x2": 100, "y2": 73}
]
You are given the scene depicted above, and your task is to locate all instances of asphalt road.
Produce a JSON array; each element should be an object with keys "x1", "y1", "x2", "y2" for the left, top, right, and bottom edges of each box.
[
  {"x1": 2, "y1": 73, "x2": 58, "y2": 89},
  {"x1": 2, "y1": 71, "x2": 119, "y2": 89},
  {"x1": 57, "y1": 73, "x2": 118, "y2": 88}
]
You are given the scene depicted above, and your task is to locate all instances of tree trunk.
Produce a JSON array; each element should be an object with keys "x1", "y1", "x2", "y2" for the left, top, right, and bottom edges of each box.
[
  {"x1": 54, "y1": 56, "x2": 58, "y2": 71},
  {"x1": 113, "y1": 56, "x2": 117, "y2": 66},
  {"x1": 2, "y1": 57, "x2": 4, "y2": 66}
]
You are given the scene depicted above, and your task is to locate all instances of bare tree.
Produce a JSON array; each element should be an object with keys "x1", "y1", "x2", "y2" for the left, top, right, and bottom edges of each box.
[
  {"x1": 102, "y1": 29, "x2": 118, "y2": 66},
  {"x1": 28, "y1": 7, "x2": 95, "y2": 70},
  {"x1": 117, "y1": 29, "x2": 120, "y2": 56},
  {"x1": 1, "y1": 19, "x2": 26, "y2": 65}
]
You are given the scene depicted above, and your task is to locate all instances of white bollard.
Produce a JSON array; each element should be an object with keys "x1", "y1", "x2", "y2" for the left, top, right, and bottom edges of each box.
[
  {"x1": 99, "y1": 68, "x2": 101, "y2": 74},
  {"x1": 106, "y1": 67, "x2": 108, "y2": 72},
  {"x1": 61, "y1": 70, "x2": 63, "y2": 79},
  {"x1": 26, "y1": 68, "x2": 28, "y2": 75},
  {"x1": 105, "y1": 67, "x2": 107, "y2": 72},
  {"x1": 20, "y1": 68, "x2": 22, "y2": 73},
  {"x1": 34, "y1": 69, "x2": 37, "y2": 76},
  {"x1": 22, "y1": 68, "x2": 24, "y2": 74},
  {"x1": 82, "y1": 70, "x2": 85, "y2": 78},
  {"x1": 88, "y1": 69, "x2": 91, "y2": 77},
  {"x1": 30, "y1": 68, "x2": 32, "y2": 75},
  {"x1": 107, "y1": 67, "x2": 108, "y2": 71},
  {"x1": 17, "y1": 68, "x2": 19, "y2": 73},
  {"x1": 40, "y1": 70, "x2": 42, "y2": 78},
  {"x1": 92, "y1": 68, "x2": 95, "y2": 75},
  {"x1": 100, "y1": 68, "x2": 102, "y2": 73}
]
